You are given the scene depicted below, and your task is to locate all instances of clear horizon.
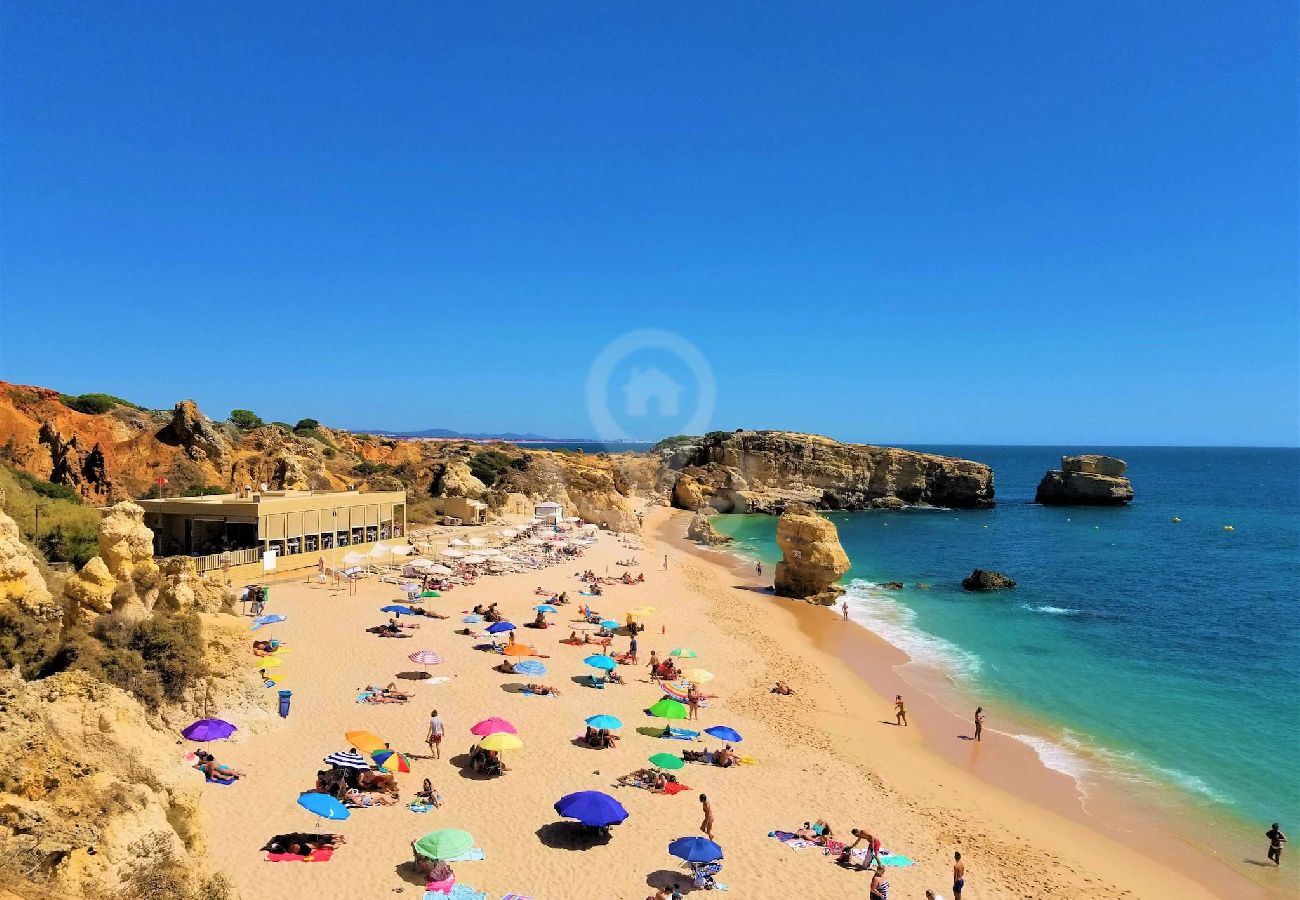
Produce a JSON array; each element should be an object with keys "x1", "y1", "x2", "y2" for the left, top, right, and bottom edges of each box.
[{"x1": 2, "y1": 4, "x2": 1296, "y2": 446}]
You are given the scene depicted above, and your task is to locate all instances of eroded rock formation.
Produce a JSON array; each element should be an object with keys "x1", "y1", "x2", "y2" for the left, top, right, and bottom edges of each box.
[
  {"x1": 773, "y1": 503, "x2": 851, "y2": 605},
  {"x1": 1035, "y1": 455, "x2": 1133, "y2": 506},
  {"x1": 962, "y1": 569, "x2": 1016, "y2": 591},
  {"x1": 686, "y1": 507, "x2": 732, "y2": 546},
  {"x1": 664, "y1": 431, "x2": 994, "y2": 513},
  {"x1": 502, "y1": 452, "x2": 641, "y2": 532},
  {"x1": 0, "y1": 504, "x2": 58, "y2": 622}
]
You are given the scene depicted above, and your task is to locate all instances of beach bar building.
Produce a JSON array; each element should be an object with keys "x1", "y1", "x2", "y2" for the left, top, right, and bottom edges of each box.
[
  {"x1": 534, "y1": 500, "x2": 564, "y2": 525},
  {"x1": 139, "y1": 488, "x2": 406, "y2": 574}
]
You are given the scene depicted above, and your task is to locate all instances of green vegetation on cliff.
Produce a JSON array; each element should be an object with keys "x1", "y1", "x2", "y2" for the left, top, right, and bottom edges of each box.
[{"x1": 0, "y1": 466, "x2": 101, "y2": 567}]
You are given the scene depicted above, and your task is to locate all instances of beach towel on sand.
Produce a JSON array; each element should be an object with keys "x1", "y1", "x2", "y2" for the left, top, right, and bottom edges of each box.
[
  {"x1": 424, "y1": 886, "x2": 486, "y2": 900},
  {"x1": 501, "y1": 894, "x2": 537, "y2": 900},
  {"x1": 661, "y1": 782, "x2": 692, "y2": 795},
  {"x1": 266, "y1": 847, "x2": 333, "y2": 862}
]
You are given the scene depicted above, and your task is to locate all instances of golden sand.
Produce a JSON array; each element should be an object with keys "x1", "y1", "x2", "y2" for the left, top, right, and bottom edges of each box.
[{"x1": 196, "y1": 505, "x2": 1265, "y2": 899}]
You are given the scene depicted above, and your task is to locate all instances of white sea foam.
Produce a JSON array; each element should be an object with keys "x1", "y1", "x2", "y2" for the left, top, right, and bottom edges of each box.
[
  {"x1": 842, "y1": 579, "x2": 983, "y2": 680},
  {"x1": 1010, "y1": 732, "x2": 1094, "y2": 783},
  {"x1": 1020, "y1": 604, "x2": 1082, "y2": 616}
]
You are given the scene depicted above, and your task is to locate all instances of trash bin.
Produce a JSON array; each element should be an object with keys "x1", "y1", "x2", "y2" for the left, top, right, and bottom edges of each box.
[{"x1": 277, "y1": 689, "x2": 292, "y2": 718}]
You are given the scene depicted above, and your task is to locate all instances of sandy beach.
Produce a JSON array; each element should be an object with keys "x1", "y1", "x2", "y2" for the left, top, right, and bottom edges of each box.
[{"x1": 195, "y1": 506, "x2": 1276, "y2": 899}]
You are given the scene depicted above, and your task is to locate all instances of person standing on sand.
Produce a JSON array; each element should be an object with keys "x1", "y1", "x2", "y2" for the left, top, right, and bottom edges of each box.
[
  {"x1": 426, "y1": 709, "x2": 444, "y2": 760},
  {"x1": 687, "y1": 686, "x2": 700, "y2": 720},
  {"x1": 1266, "y1": 823, "x2": 1287, "y2": 864},
  {"x1": 755, "y1": 561, "x2": 762, "y2": 576},
  {"x1": 869, "y1": 864, "x2": 889, "y2": 900},
  {"x1": 663, "y1": 554, "x2": 669, "y2": 570},
  {"x1": 952, "y1": 851, "x2": 965, "y2": 899},
  {"x1": 974, "y1": 706, "x2": 985, "y2": 741},
  {"x1": 894, "y1": 694, "x2": 908, "y2": 726},
  {"x1": 699, "y1": 793, "x2": 714, "y2": 839},
  {"x1": 842, "y1": 599, "x2": 849, "y2": 621}
]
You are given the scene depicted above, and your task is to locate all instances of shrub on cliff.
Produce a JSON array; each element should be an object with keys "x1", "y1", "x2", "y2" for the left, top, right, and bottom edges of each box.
[
  {"x1": 0, "y1": 607, "x2": 58, "y2": 676},
  {"x1": 115, "y1": 832, "x2": 233, "y2": 900},
  {"x1": 227, "y1": 409, "x2": 264, "y2": 429},
  {"x1": 294, "y1": 418, "x2": 320, "y2": 431},
  {"x1": 468, "y1": 449, "x2": 512, "y2": 485},
  {"x1": 352, "y1": 460, "x2": 393, "y2": 476},
  {"x1": 57, "y1": 392, "x2": 143, "y2": 415}
]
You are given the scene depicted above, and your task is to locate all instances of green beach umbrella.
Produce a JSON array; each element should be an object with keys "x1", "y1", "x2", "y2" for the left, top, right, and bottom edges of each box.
[
  {"x1": 647, "y1": 698, "x2": 688, "y2": 720},
  {"x1": 648, "y1": 752, "x2": 684, "y2": 770},
  {"x1": 414, "y1": 828, "x2": 474, "y2": 861}
]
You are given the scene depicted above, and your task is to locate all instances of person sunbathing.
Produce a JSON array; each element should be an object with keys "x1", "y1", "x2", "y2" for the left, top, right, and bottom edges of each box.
[
  {"x1": 381, "y1": 682, "x2": 411, "y2": 699},
  {"x1": 598, "y1": 728, "x2": 620, "y2": 748},
  {"x1": 772, "y1": 681, "x2": 796, "y2": 695},
  {"x1": 562, "y1": 630, "x2": 583, "y2": 645},
  {"x1": 345, "y1": 787, "x2": 395, "y2": 807},
  {"x1": 604, "y1": 669, "x2": 625, "y2": 685},
  {"x1": 251, "y1": 640, "x2": 276, "y2": 656},
  {"x1": 495, "y1": 660, "x2": 519, "y2": 674},
  {"x1": 356, "y1": 770, "x2": 399, "y2": 796},
  {"x1": 195, "y1": 751, "x2": 246, "y2": 780},
  {"x1": 262, "y1": 833, "x2": 346, "y2": 854},
  {"x1": 526, "y1": 683, "x2": 561, "y2": 696},
  {"x1": 359, "y1": 689, "x2": 405, "y2": 704},
  {"x1": 388, "y1": 617, "x2": 419, "y2": 630},
  {"x1": 714, "y1": 746, "x2": 736, "y2": 768}
]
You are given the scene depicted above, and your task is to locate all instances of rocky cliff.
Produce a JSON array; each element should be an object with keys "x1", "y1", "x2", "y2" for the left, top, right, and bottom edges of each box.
[
  {"x1": 663, "y1": 430, "x2": 994, "y2": 513},
  {"x1": 772, "y1": 503, "x2": 851, "y2": 604},
  {"x1": 0, "y1": 500, "x2": 259, "y2": 899},
  {"x1": 685, "y1": 507, "x2": 733, "y2": 546},
  {"x1": 1035, "y1": 455, "x2": 1133, "y2": 506}
]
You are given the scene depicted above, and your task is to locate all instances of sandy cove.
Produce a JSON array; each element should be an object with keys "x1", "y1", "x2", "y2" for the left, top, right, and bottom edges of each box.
[{"x1": 198, "y1": 506, "x2": 1251, "y2": 899}]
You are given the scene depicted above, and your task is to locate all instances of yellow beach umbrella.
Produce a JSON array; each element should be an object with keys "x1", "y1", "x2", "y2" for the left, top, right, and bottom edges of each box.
[
  {"x1": 478, "y1": 732, "x2": 523, "y2": 752},
  {"x1": 256, "y1": 657, "x2": 283, "y2": 669},
  {"x1": 682, "y1": 668, "x2": 714, "y2": 684},
  {"x1": 345, "y1": 730, "x2": 387, "y2": 754}
]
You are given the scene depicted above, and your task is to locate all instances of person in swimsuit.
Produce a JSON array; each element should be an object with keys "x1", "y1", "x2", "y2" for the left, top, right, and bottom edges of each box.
[
  {"x1": 953, "y1": 850, "x2": 965, "y2": 898},
  {"x1": 974, "y1": 706, "x2": 985, "y2": 741},
  {"x1": 870, "y1": 864, "x2": 889, "y2": 900},
  {"x1": 894, "y1": 695, "x2": 908, "y2": 726},
  {"x1": 1266, "y1": 823, "x2": 1287, "y2": 865},
  {"x1": 842, "y1": 599, "x2": 849, "y2": 621},
  {"x1": 699, "y1": 793, "x2": 714, "y2": 840},
  {"x1": 426, "y1": 709, "x2": 444, "y2": 759}
]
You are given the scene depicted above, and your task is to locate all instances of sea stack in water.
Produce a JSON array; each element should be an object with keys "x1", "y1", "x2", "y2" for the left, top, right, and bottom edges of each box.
[
  {"x1": 773, "y1": 503, "x2": 851, "y2": 605},
  {"x1": 1035, "y1": 454, "x2": 1134, "y2": 506},
  {"x1": 686, "y1": 506, "x2": 733, "y2": 546},
  {"x1": 962, "y1": 569, "x2": 1016, "y2": 591}
]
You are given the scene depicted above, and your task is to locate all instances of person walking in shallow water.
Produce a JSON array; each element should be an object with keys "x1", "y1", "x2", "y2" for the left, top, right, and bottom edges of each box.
[
  {"x1": 841, "y1": 599, "x2": 849, "y2": 622},
  {"x1": 974, "y1": 706, "x2": 985, "y2": 741},
  {"x1": 1266, "y1": 822, "x2": 1287, "y2": 864},
  {"x1": 894, "y1": 694, "x2": 908, "y2": 726}
]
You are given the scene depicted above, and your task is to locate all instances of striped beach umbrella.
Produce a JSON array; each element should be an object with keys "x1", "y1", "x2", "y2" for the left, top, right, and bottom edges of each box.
[
  {"x1": 682, "y1": 668, "x2": 714, "y2": 684},
  {"x1": 669, "y1": 648, "x2": 697, "y2": 658},
  {"x1": 659, "y1": 681, "x2": 691, "y2": 703},
  {"x1": 512, "y1": 660, "x2": 547, "y2": 677},
  {"x1": 408, "y1": 649, "x2": 444, "y2": 666},
  {"x1": 324, "y1": 750, "x2": 370, "y2": 770}
]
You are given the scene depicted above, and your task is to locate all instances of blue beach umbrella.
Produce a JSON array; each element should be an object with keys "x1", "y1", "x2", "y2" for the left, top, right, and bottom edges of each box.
[
  {"x1": 554, "y1": 790, "x2": 628, "y2": 827},
  {"x1": 486, "y1": 621, "x2": 517, "y2": 634},
  {"x1": 584, "y1": 655, "x2": 617, "y2": 671},
  {"x1": 668, "y1": 836, "x2": 723, "y2": 863},
  {"x1": 512, "y1": 660, "x2": 547, "y2": 676},
  {"x1": 251, "y1": 614, "x2": 286, "y2": 630},
  {"x1": 599, "y1": 619, "x2": 620, "y2": 630},
  {"x1": 585, "y1": 714, "x2": 622, "y2": 730},
  {"x1": 534, "y1": 604, "x2": 559, "y2": 614},
  {"x1": 381, "y1": 605, "x2": 417, "y2": 615},
  {"x1": 463, "y1": 614, "x2": 483, "y2": 623},
  {"x1": 704, "y1": 725, "x2": 744, "y2": 743},
  {"x1": 297, "y1": 791, "x2": 350, "y2": 821}
]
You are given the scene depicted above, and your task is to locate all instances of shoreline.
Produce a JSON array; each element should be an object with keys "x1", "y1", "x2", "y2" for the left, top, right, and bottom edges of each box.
[{"x1": 667, "y1": 511, "x2": 1287, "y2": 899}]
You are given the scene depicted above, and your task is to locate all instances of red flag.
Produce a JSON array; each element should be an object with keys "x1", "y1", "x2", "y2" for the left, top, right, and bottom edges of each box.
[{"x1": 157, "y1": 477, "x2": 168, "y2": 486}]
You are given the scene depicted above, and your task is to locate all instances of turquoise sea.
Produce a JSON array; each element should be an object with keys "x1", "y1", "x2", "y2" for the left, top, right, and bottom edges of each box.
[{"x1": 711, "y1": 447, "x2": 1300, "y2": 840}]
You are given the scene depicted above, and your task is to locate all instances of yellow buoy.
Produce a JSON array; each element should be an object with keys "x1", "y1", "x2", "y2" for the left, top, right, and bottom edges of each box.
[{"x1": 1172, "y1": 517, "x2": 1181, "y2": 523}]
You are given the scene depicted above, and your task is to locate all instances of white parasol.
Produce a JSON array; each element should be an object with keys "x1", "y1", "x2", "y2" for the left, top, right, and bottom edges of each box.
[{"x1": 441, "y1": 548, "x2": 465, "y2": 558}]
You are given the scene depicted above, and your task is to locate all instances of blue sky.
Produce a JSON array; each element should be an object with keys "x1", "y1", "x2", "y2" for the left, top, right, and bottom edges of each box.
[{"x1": 2, "y1": 2, "x2": 1295, "y2": 445}]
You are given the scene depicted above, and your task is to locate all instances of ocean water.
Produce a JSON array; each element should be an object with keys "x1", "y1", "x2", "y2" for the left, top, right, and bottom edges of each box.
[{"x1": 711, "y1": 446, "x2": 1300, "y2": 837}]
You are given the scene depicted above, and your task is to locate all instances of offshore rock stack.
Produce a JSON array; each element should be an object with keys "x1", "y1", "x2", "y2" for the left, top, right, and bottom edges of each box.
[{"x1": 1035, "y1": 454, "x2": 1134, "y2": 506}]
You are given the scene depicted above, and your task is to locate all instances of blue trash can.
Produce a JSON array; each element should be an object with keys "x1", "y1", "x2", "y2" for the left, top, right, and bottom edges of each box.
[{"x1": 278, "y1": 689, "x2": 292, "y2": 718}]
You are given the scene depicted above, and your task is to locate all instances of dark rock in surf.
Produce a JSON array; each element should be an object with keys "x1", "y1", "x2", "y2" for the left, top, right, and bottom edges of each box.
[{"x1": 962, "y1": 569, "x2": 1016, "y2": 591}]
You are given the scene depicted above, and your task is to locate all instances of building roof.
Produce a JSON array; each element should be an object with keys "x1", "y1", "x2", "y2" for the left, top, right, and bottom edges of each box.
[
  {"x1": 534, "y1": 501, "x2": 563, "y2": 509},
  {"x1": 138, "y1": 488, "x2": 406, "y2": 515}
]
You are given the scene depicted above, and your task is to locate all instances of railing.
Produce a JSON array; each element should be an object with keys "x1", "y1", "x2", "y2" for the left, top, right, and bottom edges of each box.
[{"x1": 193, "y1": 547, "x2": 261, "y2": 573}]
